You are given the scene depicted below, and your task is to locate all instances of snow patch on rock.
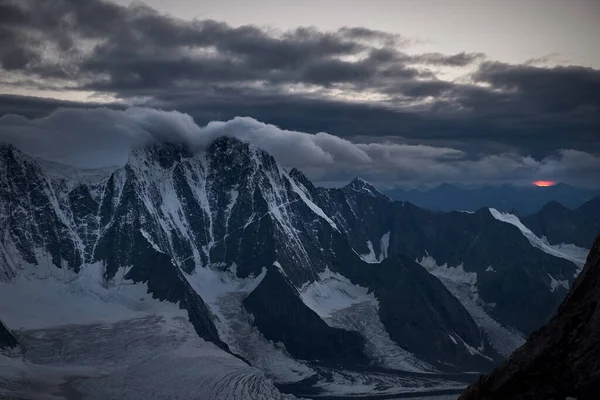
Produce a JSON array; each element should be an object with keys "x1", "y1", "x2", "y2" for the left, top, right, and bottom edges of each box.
[
  {"x1": 380, "y1": 231, "x2": 390, "y2": 260},
  {"x1": 288, "y1": 174, "x2": 339, "y2": 232},
  {"x1": 418, "y1": 256, "x2": 477, "y2": 285},
  {"x1": 547, "y1": 273, "x2": 569, "y2": 292},
  {"x1": 357, "y1": 232, "x2": 391, "y2": 264},
  {"x1": 299, "y1": 267, "x2": 378, "y2": 319},
  {"x1": 184, "y1": 264, "x2": 266, "y2": 309},
  {"x1": 359, "y1": 240, "x2": 379, "y2": 263},
  {"x1": 451, "y1": 334, "x2": 493, "y2": 362}
]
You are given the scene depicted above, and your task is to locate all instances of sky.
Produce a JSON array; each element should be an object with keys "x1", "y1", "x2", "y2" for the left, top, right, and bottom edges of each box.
[
  {"x1": 0, "y1": 0, "x2": 599, "y2": 187},
  {"x1": 123, "y1": 0, "x2": 600, "y2": 67}
]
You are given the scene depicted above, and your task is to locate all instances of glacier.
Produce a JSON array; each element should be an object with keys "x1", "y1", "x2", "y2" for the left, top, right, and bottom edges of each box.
[{"x1": 0, "y1": 263, "x2": 298, "y2": 400}]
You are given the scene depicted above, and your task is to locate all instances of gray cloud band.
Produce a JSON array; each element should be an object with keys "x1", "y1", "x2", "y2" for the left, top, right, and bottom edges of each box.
[{"x1": 1, "y1": 108, "x2": 598, "y2": 187}]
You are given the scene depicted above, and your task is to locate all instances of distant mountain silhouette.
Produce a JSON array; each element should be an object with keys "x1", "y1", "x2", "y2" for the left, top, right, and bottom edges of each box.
[
  {"x1": 384, "y1": 183, "x2": 600, "y2": 215},
  {"x1": 523, "y1": 196, "x2": 600, "y2": 248}
]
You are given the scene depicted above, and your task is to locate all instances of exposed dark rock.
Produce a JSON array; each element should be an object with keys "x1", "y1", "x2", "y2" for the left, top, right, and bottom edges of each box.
[
  {"x1": 385, "y1": 206, "x2": 576, "y2": 336},
  {"x1": 329, "y1": 243, "x2": 500, "y2": 371},
  {"x1": 0, "y1": 319, "x2": 18, "y2": 349},
  {"x1": 459, "y1": 236, "x2": 600, "y2": 400},
  {"x1": 243, "y1": 265, "x2": 369, "y2": 365}
]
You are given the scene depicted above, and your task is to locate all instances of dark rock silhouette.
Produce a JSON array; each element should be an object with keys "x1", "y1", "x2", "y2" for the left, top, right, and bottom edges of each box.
[
  {"x1": 0, "y1": 319, "x2": 18, "y2": 349},
  {"x1": 460, "y1": 236, "x2": 600, "y2": 400}
]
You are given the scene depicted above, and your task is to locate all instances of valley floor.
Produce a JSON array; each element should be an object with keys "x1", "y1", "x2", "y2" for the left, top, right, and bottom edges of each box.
[
  {"x1": 0, "y1": 313, "x2": 470, "y2": 400},
  {"x1": 1, "y1": 315, "x2": 297, "y2": 400}
]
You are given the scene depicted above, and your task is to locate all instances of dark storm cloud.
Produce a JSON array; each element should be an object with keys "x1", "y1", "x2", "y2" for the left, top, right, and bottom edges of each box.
[
  {"x1": 0, "y1": 94, "x2": 123, "y2": 119},
  {"x1": 0, "y1": 0, "x2": 480, "y2": 92},
  {"x1": 411, "y1": 52, "x2": 486, "y2": 67},
  {"x1": 337, "y1": 27, "x2": 407, "y2": 46},
  {"x1": 0, "y1": 0, "x2": 599, "y2": 185},
  {"x1": 473, "y1": 62, "x2": 600, "y2": 113}
]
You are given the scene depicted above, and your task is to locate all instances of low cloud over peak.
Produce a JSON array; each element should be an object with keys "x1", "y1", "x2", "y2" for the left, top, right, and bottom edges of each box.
[
  {"x1": 1, "y1": 107, "x2": 598, "y2": 188},
  {"x1": 0, "y1": 0, "x2": 598, "y2": 177}
]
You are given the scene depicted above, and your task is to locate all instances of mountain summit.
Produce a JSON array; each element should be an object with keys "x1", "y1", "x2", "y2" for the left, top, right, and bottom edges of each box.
[{"x1": 343, "y1": 177, "x2": 386, "y2": 198}]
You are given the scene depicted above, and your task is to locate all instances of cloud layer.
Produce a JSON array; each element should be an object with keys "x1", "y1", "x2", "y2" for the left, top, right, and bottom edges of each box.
[
  {"x1": 1, "y1": 0, "x2": 599, "y2": 160},
  {"x1": 1, "y1": 107, "x2": 598, "y2": 188}
]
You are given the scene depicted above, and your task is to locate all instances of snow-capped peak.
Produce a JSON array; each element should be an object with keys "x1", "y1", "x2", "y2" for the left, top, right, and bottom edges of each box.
[{"x1": 344, "y1": 177, "x2": 384, "y2": 198}]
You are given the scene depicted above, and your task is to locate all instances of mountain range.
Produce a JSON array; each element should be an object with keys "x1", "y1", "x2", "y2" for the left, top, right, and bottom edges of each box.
[
  {"x1": 384, "y1": 183, "x2": 600, "y2": 215},
  {"x1": 0, "y1": 137, "x2": 598, "y2": 399}
]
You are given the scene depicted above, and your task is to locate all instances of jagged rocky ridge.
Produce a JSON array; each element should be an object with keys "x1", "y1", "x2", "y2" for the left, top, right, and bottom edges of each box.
[
  {"x1": 459, "y1": 235, "x2": 600, "y2": 400},
  {"x1": 0, "y1": 137, "x2": 591, "y2": 383}
]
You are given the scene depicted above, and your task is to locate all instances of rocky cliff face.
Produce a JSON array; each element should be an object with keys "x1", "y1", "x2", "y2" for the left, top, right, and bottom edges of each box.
[
  {"x1": 460, "y1": 235, "x2": 600, "y2": 400},
  {"x1": 243, "y1": 264, "x2": 369, "y2": 365}
]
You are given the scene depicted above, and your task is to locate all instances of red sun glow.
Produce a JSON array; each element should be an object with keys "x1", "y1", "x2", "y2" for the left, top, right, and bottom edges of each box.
[{"x1": 533, "y1": 180, "x2": 556, "y2": 187}]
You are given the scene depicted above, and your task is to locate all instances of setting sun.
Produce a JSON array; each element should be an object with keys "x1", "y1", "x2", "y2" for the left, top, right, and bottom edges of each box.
[{"x1": 533, "y1": 180, "x2": 557, "y2": 187}]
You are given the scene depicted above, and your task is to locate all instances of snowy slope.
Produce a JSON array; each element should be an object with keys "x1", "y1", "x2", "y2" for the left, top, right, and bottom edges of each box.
[
  {"x1": 417, "y1": 256, "x2": 526, "y2": 357},
  {"x1": 0, "y1": 263, "x2": 184, "y2": 330},
  {"x1": 299, "y1": 267, "x2": 378, "y2": 318}
]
